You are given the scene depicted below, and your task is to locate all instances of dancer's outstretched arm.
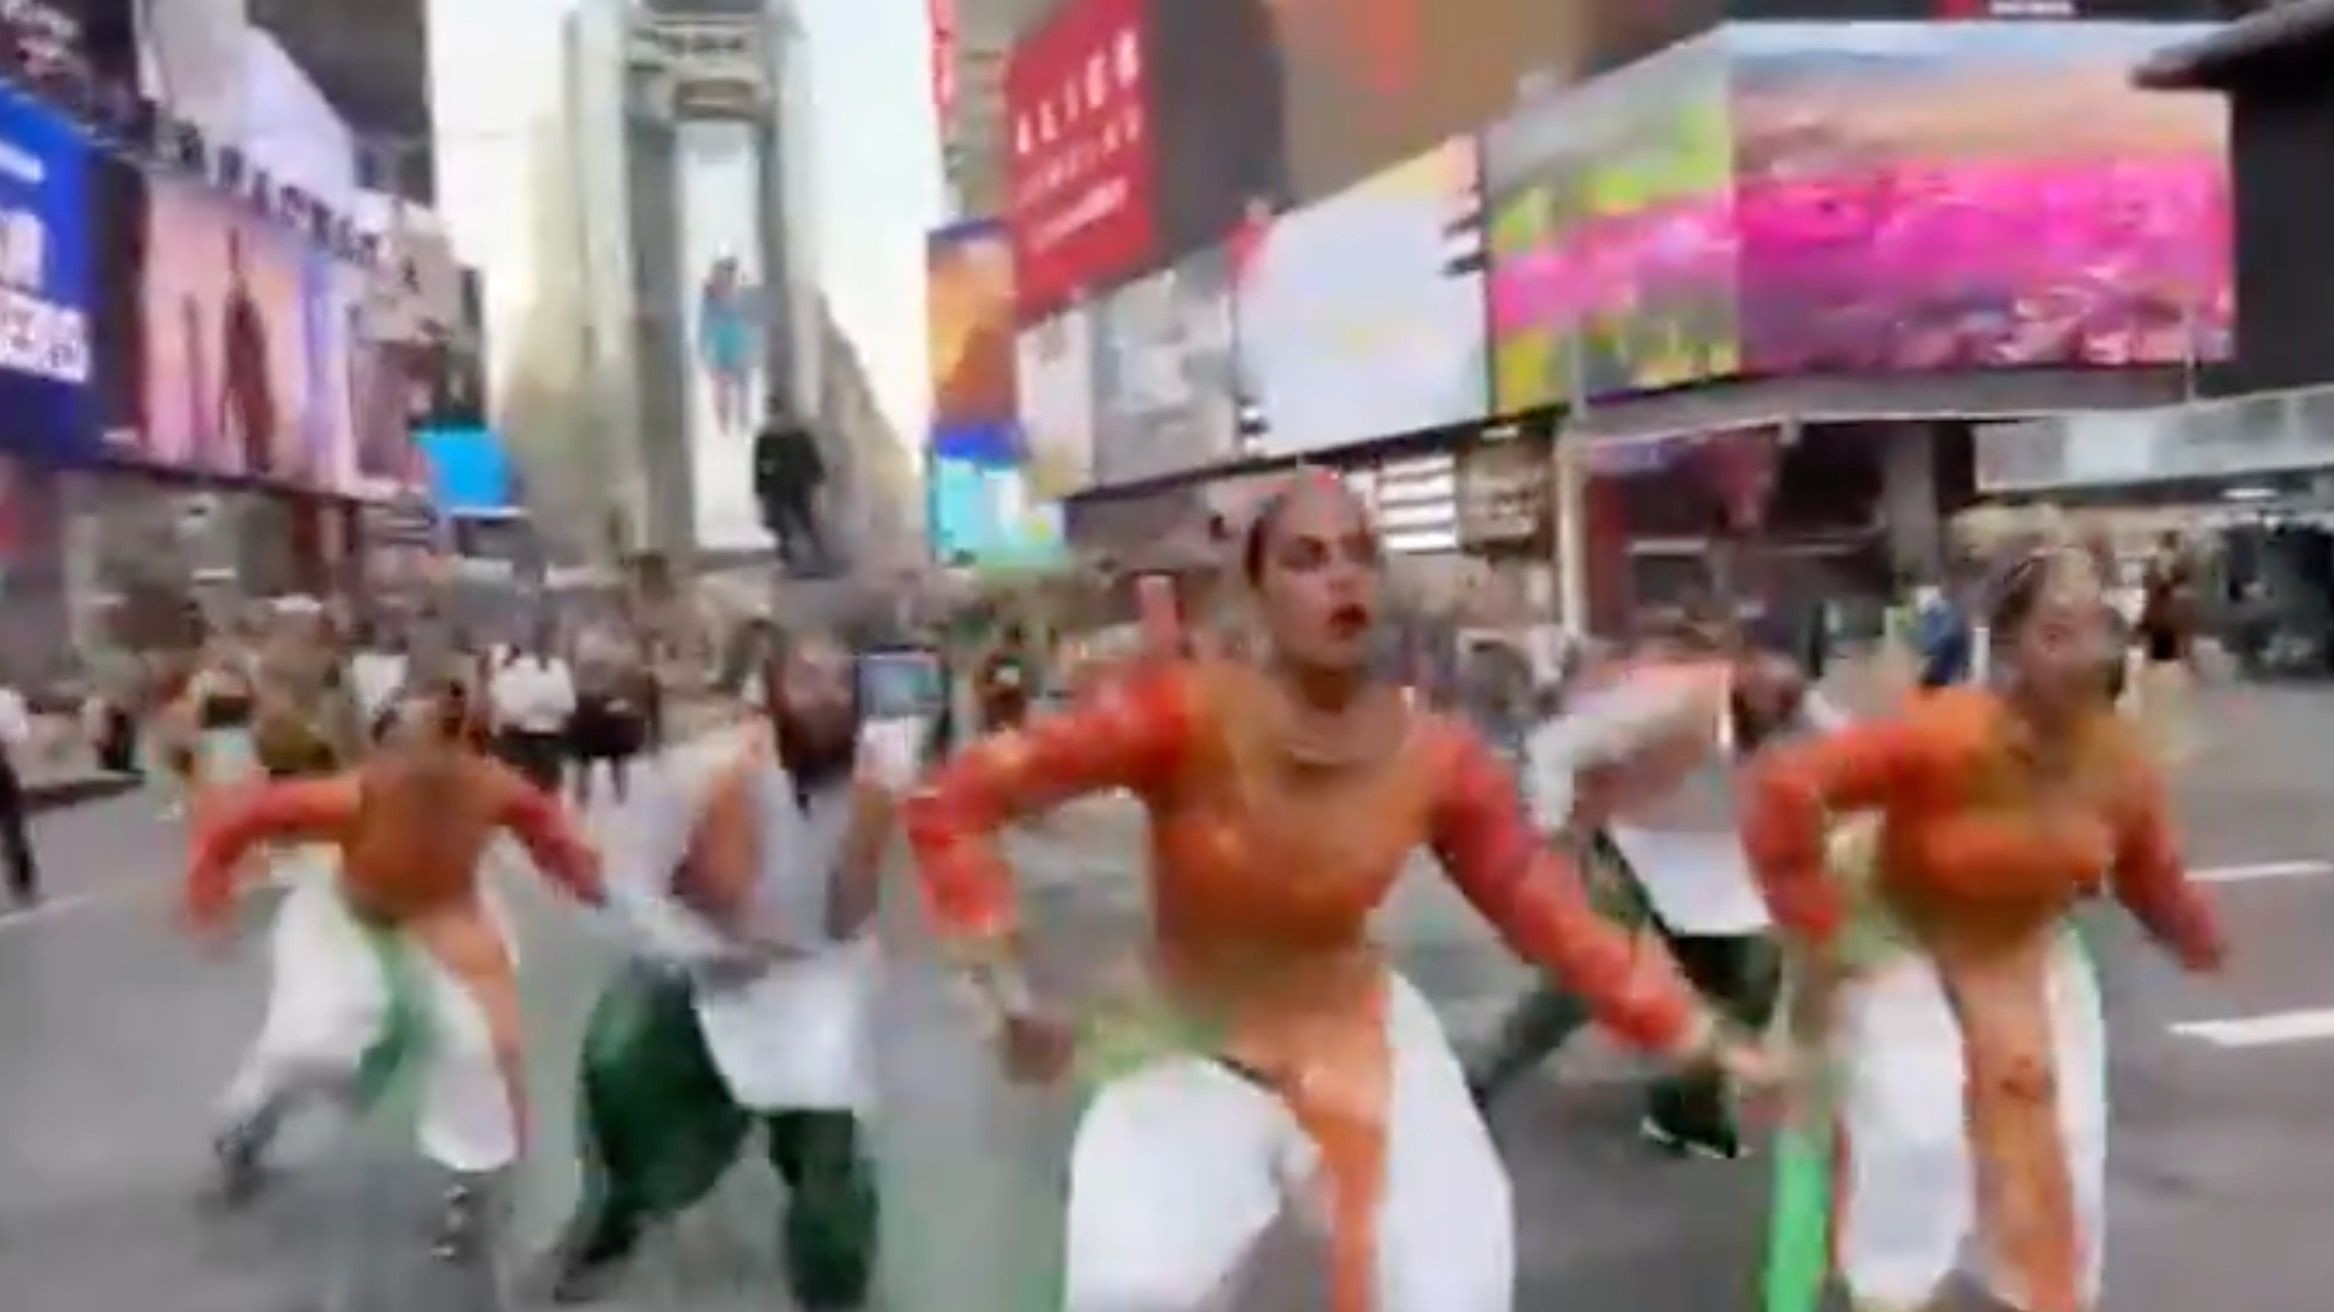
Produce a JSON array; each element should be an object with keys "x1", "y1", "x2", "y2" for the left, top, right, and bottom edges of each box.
[
  {"x1": 183, "y1": 778, "x2": 358, "y2": 928},
  {"x1": 904, "y1": 661, "x2": 1195, "y2": 959},
  {"x1": 2109, "y1": 762, "x2": 2224, "y2": 972},
  {"x1": 1428, "y1": 725, "x2": 1705, "y2": 1057},
  {"x1": 494, "y1": 766, "x2": 604, "y2": 905}
]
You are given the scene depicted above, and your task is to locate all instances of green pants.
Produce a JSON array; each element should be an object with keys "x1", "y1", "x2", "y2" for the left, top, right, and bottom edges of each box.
[
  {"x1": 575, "y1": 967, "x2": 878, "y2": 1309},
  {"x1": 1469, "y1": 835, "x2": 1780, "y2": 1145}
]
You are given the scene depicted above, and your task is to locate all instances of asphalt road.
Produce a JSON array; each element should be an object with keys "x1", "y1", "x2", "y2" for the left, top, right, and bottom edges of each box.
[{"x1": 3, "y1": 686, "x2": 2334, "y2": 1310}]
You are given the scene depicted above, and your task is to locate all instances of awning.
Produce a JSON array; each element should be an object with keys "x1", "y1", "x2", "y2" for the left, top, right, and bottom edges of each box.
[{"x1": 2134, "y1": 0, "x2": 2334, "y2": 92}]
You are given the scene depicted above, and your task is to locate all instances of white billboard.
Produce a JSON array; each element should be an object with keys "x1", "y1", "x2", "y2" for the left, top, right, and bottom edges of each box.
[
  {"x1": 1013, "y1": 304, "x2": 1095, "y2": 500},
  {"x1": 677, "y1": 119, "x2": 772, "y2": 553},
  {"x1": 1233, "y1": 138, "x2": 1487, "y2": 458}
]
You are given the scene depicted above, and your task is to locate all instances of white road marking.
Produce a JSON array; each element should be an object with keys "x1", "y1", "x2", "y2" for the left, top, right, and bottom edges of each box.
[
  {"x1": 0, "y1": 892, "x2": 99, "y2": 935},
  {"x1": 2193, "y1": 860, "x2": 2334, "y2": 885},
  {"x1": 2172, "y1": 1009, "x2": 2334, "y2": 1048}
]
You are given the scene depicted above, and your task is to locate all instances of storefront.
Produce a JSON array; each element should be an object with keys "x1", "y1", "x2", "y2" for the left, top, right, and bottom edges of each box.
[{"x1": 1563, "y1": 418, "x2": 1971, "y2": 639}]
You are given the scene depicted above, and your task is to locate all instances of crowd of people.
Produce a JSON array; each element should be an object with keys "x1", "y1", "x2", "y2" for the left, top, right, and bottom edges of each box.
[{"x1": 17, "y1": 474, "x2": 2223, "y2": 1312}]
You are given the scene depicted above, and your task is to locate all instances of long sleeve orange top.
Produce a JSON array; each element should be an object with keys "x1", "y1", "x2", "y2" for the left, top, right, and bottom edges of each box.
[
  {"x1": 1740, "y1": 686, "x2": 2222, "y2": 969},
  {"x1": 184, "y1": 755, "x2": 602, "y2": 929}
]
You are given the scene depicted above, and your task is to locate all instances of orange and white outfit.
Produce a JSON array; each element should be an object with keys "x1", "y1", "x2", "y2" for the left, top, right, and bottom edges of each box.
[
  {"x1": 905, "y1": 660, "x2": 1709, "y2": 1312},
  {"x1": 185, "y1": 747, "x2": 602, "y2": 1176},
  {"x1": 1742, "y1": 686, "x2": 2224, "y2": 1312}
]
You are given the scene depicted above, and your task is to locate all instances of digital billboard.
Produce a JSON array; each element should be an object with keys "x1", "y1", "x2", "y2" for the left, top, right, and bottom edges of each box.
[
  {"x1": 0, "y1": 80, "x2": 95, "y2": 465},
  {"x1": 1260, "y1": 0, "x2": 1718, "y2": 207},
  {"x1": 1234, "y1": 137, "x2": 1486, "y2": 457},
  {"x1": 1014, "y1": 303, "x2": 1096, "y2": 499},
  {"x1": 1004, "y1": 0, "x2": 1155, "y2": 321},
  {"x1": 676, "y1": 119, "x2": 774, "y2": 553},
  {"x1": 1728, "y1": 21, "x2": 2229, "y2": 375},
  {"x1": 137, "y1": 180, "x2": 329, "y2": 485},
  {"x1": 1485, "y1": 35, "x2": 1737, "y2": 413},
  {"x1": 928, "y1": 220, "x2": 1021, "y2": 469},
  {"x1": 1092, "y1": 246, "x2": 1238, "y2": 486},
  {"x1": 930, "y1": 456, "x2": 1064, "y2": 567},
  {"x1": 415, "y1": 424, "x2": 513, "y2": 514}
]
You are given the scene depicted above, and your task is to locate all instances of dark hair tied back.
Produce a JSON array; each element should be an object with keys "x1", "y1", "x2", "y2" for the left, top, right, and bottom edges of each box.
[
  {"x1": 1241, "y1": 489, "x2": 1292, "y2": 584},
  {"x1": 1986, "y1": 552, "x2": 2056, "y2": 641}
]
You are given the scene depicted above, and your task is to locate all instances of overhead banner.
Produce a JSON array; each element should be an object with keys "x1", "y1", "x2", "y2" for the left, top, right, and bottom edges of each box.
[
  {"x1": 1234, "y1": 137, "x2": 1486, "y2": 458},
  {"x1": 1014, "y1": 304, "x2": 1096, "y2": 499},
  {"x1": 1729, "y1": 21, "x2": 2228, "y2": 376},
  {"x1": 676, "y1": 119, "x2": 775, "y2": 552},
  {"x1": 1485, "y1": 35, "x2": 1737, "y2": 414},
  {"x1": 1093, "y1": 246, "x2": 1238, "y2": 487},
  {"x1": 0, "y1": 80, "x2": 94, "y2": 465},
  {"x1": 1003, "y1": 0, "x2": 1154, "y2": 321},
  {"x1": 629, "y1": 13, "x2": 771, "y2": 120}
]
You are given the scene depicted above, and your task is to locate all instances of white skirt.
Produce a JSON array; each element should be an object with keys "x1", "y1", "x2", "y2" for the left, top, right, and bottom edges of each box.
[
  {"x1": 220, "y1": 865, "x2": 526, "y2": 1175},
  {"x1": 1834, "y1": 927, "x2": 2106, "y2": 1309},
  {"x1": 695, "y1": 933, "x2": 881, "y2": 1114},
  {"x1": 1062, "y1": 971, "x2": 1511, "y2": 1311}
]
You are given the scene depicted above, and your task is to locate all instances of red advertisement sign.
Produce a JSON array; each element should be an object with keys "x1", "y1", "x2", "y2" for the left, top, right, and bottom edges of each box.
[
  {"x1": 928, "y1": 0, "x2": 956, "y2": 126},
  {"x1": 1004, "y1": 0, "x2": 1154, "y2": 321}
]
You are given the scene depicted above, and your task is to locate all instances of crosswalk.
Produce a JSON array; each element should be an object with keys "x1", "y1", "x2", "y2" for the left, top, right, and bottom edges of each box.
[{"x1": 2168, "y1": 857, "x2": 2334, "y2": 1052}]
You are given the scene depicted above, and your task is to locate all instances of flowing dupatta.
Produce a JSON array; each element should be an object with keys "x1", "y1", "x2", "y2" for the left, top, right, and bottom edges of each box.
[{"x1": 1764, "y1": 814, "x2": 1895, "y2": 1312}]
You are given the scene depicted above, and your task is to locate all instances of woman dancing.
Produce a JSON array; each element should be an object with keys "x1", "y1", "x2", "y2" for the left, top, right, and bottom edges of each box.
[
  {"x1": 1742, "y1": 548, "x2": 2226, "y2": 1312},
  {"x1": 904, "y1": 475, "x2": 1769, "y2": 1311},
  {"x1": 187, "y1": 687, "x2": 602, "y2": 1258}
]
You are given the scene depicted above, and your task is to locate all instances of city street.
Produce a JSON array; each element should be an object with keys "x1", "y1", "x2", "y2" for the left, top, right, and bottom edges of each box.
[{"x1": 4, "y1": 685, "x2": 2334, "y2": 1310}]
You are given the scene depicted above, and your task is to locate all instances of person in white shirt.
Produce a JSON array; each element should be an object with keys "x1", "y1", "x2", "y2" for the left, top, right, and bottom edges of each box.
[
  {"x1": 490, "y1": 628, "x2": 577, "y2": 794},
  {"x1": 546, "y1": 629, "x2": 906, "y2": 1306},
  {"x1": 1466, "y1": 622, "x2": 1842, "y2": 1159},
  {"x1": 0, "y1": 680, "x2": 36, "y2": 905}
]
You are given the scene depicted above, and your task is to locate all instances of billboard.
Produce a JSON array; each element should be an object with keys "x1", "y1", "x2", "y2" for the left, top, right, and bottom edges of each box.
[
  {"x1": 136, "y1": 180, "x2": 334, "y2": 485},
  {"x1": 1144, "y1": 0, "x2": 1287, "y2": 259},
  {"x1": 927, "y1": 220, "x2": 1021, "y2": 467},
  {"x1": 676, "y1": 119, "x2": 774, "y2": 553},
  {"x1": 930, "y1": 457, "x2": 1064, "y2": 567},
  {"x1": 1092, "y1": 247, "x2": 1238, "y2": 486},
  {"x1": 0, "y1": 80, "x2": 95, "y2": 464},
  {"x1": 415, "y1": 424, "x2": 513, "y2": 514},
  {"x1": 1233, "y1": 137, "x2": 1486, "y2": 458},
  {"x1": 1729, "y1": 21, "x2": 2229, "y2": 375},
  {"x1": 1014, "y1": 304, "x2": 1096, "y2": 499},
  {"x1": 1261, "y1": 0, "x2": 1718, "y2": 207},
  {"x1": 1003, "y1": 0, "x2": 1154, "y2": 321},
  {"x1": 1485, "y1": 36, "x2": 1737, "y2": 412}
]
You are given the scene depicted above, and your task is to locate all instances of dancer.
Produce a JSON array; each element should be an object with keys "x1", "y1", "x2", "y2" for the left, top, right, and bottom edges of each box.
[
  {"x1": 1469, "y1": 624, "x2": 1841, "y2": 1160},
  {"x1": 548, "y1": 630, "x2": 901, "y2": 1307},
  {"x1": 904, "y1": 475, "x2": 1770, "y2": 1312},
  {"x1": 1742, "y1": 548, "x2": 2226, "y2": 1312},
  {"x1": 184, "y1": 686, "x2": 602, "y2": 1256}
]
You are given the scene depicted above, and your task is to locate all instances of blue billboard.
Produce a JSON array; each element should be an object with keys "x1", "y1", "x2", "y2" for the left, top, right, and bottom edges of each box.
[
  {"x1": 0, "y1": 84, "x2": 93, "y2": 464},
  {"x1": 414, "y1": 424, "x2": 514, "y2": 514},
  {"x1": 930, "y1": 455, "x2": 1064, "y2": 568}
]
